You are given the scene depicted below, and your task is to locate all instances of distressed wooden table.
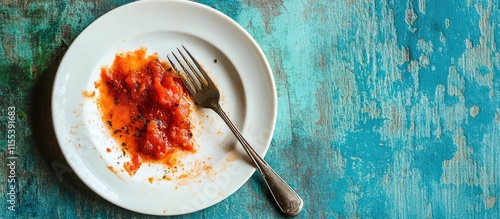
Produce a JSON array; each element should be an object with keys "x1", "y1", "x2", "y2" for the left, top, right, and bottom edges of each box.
[{"x1": 1, "y1": 0, "x2": 499, "y2": 218}]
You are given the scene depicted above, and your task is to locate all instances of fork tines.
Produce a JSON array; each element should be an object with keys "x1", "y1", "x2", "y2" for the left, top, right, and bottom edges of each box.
[{"x1": 167, "y1": 46, "x2": 211, "y2": 94}]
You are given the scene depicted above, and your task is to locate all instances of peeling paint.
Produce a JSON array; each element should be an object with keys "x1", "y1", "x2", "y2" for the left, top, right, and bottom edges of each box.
[
  {"x1": 447, "y1": 66, "x2": 464, "y2": 97},
  {"x1": 441, "y1": 128, "x2": 479, "y2": 185},
  {"x1": 418, "y1": 0, "x2": 426, "y2": 15},
  {"x1": 458, "y1": 2, "x2": 495, "y2": 88},
  {"x1": 485, "y1": 196, "x2": 497, "y2": 209},
  {"x1": 242, "y1": 0, "x2": 284, "y2": 34},
  {"x1": 383, "y1": 151, "x2": 430, "y2": 219},
  {"x1": 470, "y1": 105, "x2": 480, "y2": 117},
  {"x1": 2, "y1": 0, "x2": 499, "y2": 217},
  {"x1": 405, "y1": 8, "x2": 417, "y2": 32}
]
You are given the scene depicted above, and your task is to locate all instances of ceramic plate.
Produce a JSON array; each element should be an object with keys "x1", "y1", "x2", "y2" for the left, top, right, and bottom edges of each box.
[{"x1": 51, "y1": 0, "x2": 276, "y2": 215}]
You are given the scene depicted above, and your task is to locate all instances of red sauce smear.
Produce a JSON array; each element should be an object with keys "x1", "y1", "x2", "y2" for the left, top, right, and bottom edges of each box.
[{"x1": 96, "y1": 48, "x2": 194, "y2": 176}]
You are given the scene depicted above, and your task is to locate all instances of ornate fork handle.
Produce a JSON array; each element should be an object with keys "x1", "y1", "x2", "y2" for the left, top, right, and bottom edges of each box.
[
  {"x1": 168, "y1": 46, "x2": 303, "y2": 216},
  {"x1": 210, "y1": 102, "x2": 303, "y2": 216}
]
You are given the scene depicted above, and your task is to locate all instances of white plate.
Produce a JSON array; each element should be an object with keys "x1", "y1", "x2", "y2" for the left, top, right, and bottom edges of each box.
[{"x1": 51, "y1": 0, "x2": 276, "y2": 215}]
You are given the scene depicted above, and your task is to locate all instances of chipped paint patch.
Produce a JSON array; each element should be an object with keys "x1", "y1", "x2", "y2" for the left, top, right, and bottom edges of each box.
[
  {"x1": 470, "y1": 105, "x2": 480, "y2": 117},
  {"x1": 405, "y1": 8, "x2": 418, "y2": 32},
  {"x1": 418, "y1": 0, "x2": 426, "y2": 14},
  {"x1": 441, "y1": 128, "x2": 479, "y2": 185},
  {"x1": 485, "y1": 196, "x2": 497, "y2": 209},
  {"x1": 458, "y1": 3, "x2": 495, "y2": 88},
  {"x1": 383, "y1": 151, "x2": 431, "y2": 218},
  {"x1": 242, "y1": 0, "x2": 283, "y2": 34}
]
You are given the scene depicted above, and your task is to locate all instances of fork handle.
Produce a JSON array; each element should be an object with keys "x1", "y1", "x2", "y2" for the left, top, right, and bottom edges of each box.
[{"x1": 211, "y1": 103, "x2": 303, "y2": 216}]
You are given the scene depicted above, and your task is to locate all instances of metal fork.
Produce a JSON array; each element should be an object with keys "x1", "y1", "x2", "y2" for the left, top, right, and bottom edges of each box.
[{"x1": 168, "y1": 46, "x2": 303, "y2": 216}]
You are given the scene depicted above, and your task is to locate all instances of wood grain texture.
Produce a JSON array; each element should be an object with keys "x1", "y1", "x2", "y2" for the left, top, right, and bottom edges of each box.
[{"x1": 1, "y1": 0, "x2": 499, "y2": 218}]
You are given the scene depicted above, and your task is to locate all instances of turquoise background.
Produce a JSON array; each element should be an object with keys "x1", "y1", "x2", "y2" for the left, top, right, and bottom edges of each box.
[{"x1": 1, "y1": 0, "x2": 499, "y2": 218}]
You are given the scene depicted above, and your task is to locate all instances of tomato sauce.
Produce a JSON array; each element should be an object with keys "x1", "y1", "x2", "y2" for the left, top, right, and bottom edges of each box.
[{"x1": 96, "y1": 48, "x2": 194, "y2": 176}]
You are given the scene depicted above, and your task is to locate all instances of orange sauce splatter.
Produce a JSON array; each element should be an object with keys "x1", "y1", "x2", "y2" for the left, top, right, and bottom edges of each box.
[{"x1": 82, "y1": 90, "x2": 95, "y2": 98}]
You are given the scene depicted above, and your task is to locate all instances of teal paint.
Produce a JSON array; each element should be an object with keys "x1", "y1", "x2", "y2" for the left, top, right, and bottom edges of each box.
[
  {"x1": 1, "y1": 0, "x2": 499, "y2": 218},
  {"x1": 196, "y1": 0, "x2": 242, "y2": 21}
]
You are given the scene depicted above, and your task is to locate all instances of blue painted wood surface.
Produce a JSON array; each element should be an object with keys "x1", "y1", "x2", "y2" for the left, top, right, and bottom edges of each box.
[{"x1": 1, "y1": 0, "x2": 499, "y2": 218}]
